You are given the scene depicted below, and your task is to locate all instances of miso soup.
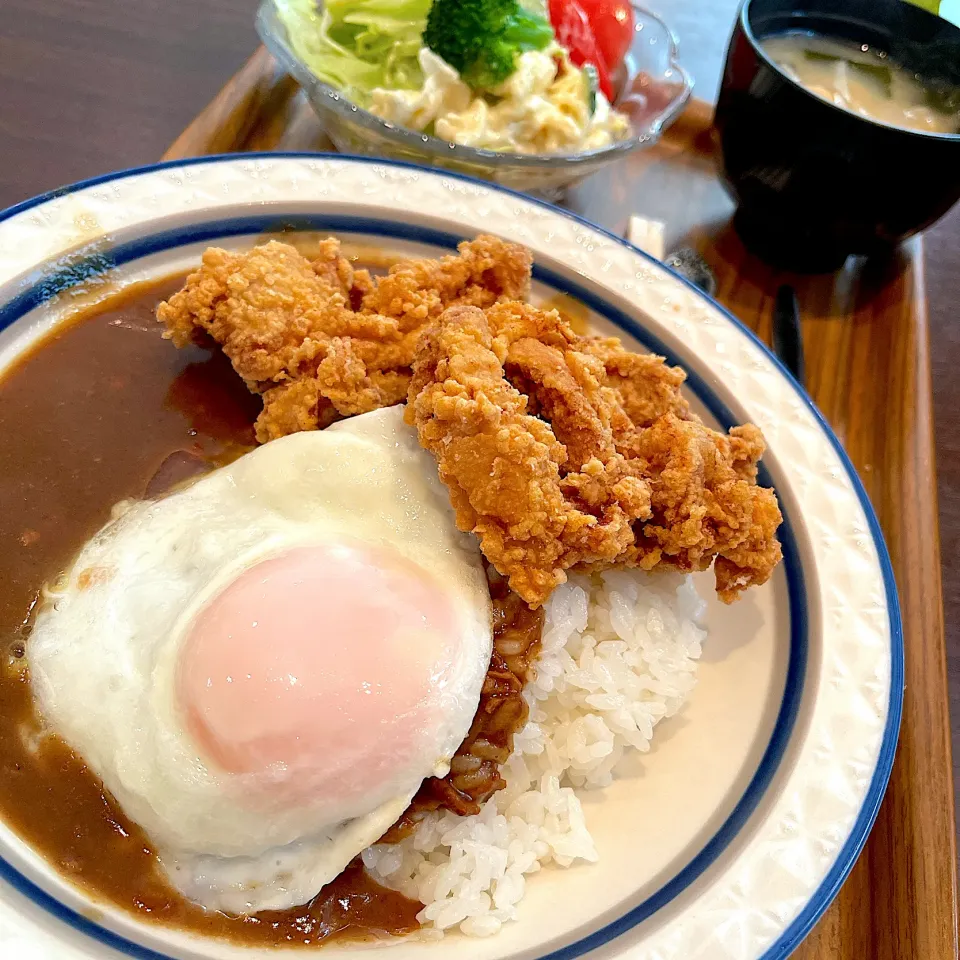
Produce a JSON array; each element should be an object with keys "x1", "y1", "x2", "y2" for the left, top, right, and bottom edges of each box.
[{"x1": 762, "y1": 33, "x2": 960, "y2": 134}]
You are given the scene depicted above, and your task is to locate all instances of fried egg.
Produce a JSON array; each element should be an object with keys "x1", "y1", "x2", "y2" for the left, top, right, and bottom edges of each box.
[{"x1": 27, "y1": 405, "x2": 492, "y2": 914}]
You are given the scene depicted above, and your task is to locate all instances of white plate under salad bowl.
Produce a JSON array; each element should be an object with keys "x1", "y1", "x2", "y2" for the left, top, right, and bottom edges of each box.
[
  {"x1": 0, "y1": 155, "x2": 901, "y2": 960},
  {"x1": 256, "y1": 0, "x2": 693, "y2": 197}
]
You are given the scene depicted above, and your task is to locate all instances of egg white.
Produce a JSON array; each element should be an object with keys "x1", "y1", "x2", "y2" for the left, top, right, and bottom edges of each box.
[{"x1": 27, "y1": 405, "x2": 492, "y2": 914}]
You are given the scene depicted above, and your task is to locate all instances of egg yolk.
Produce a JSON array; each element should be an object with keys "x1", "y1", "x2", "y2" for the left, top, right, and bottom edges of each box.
[{"x1": 176, "y1": 541, "x2": 460, "y2": 808}]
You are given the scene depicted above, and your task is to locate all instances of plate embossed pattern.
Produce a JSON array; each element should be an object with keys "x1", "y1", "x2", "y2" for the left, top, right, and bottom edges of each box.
[{"x1": 0, "y1": 156, "x2": 901, "y2": 960}]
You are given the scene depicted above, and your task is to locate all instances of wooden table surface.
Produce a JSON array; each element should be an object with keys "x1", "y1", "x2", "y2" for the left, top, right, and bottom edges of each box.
[{"x1": 2, "y1": 0, "x2": 958, "y2": 953}]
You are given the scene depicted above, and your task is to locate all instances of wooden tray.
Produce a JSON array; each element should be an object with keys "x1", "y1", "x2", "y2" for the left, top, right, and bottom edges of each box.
[{"x1": 164, "y1": 47, "x2": 959, "y2": 960}]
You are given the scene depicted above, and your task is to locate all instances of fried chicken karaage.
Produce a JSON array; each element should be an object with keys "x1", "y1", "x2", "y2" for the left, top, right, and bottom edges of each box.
[
  {"x1": 159, "y1": 234, "x2": 782, "y2": 607},
  {"x1": 158, "y1": 235, "x2": 532, "y2": 442},
  {"x1": 406, "y1": 302, "x2": 782, "y2": 607}
]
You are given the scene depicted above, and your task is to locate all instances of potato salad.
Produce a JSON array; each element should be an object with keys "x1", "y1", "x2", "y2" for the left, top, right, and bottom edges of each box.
[{"x1": 370, "y1": 47, "x2": 629, "y2": 154}]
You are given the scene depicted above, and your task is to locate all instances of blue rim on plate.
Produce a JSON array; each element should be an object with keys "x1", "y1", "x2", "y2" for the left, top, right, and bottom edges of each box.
[{"x1": 0, "y1": 155, "x2": 904, "y2": 960}]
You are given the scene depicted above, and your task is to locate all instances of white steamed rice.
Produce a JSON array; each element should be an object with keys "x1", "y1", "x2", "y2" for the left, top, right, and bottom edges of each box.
[{"x1": 361, "y1": 569, "x2": 707, "y2": 938}]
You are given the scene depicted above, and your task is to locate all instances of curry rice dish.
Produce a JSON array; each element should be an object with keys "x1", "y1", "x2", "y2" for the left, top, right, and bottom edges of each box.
[{"x1": 0, "y1": 236, "x2": 781, "y2": 946}]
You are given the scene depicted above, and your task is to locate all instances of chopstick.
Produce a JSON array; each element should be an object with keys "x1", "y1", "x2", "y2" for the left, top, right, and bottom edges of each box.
[{"x1": 772, "y1": 285, "x2": 805, "y2": 387}]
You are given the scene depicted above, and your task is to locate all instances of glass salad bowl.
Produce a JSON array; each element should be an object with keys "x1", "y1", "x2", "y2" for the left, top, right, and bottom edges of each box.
[{"x1": 256, "y1": 0, "x2": 693, "y2": 196}]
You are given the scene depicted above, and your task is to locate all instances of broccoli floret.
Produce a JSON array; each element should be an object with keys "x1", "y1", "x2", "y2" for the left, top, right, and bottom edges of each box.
[{"x1": 423, "y1": 0, "x2": 555, "y2": 90}]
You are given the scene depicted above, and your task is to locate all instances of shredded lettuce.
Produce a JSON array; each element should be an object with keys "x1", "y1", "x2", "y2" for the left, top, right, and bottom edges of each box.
[{"x1": 275, "y1": 0, "x2": 430, "y2": 103}]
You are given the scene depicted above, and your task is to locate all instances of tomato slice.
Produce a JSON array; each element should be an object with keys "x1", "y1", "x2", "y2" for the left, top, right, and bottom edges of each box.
[
  {"x1": 576, "y1": 0, "x2": 635, "y2": 73},
  {"x1": 548, "y1": 0, "x2": 615, "y2": 102}
]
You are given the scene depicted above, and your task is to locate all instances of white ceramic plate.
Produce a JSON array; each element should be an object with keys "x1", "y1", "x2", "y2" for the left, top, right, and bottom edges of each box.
[{"x1": 0, "y1": 156, "x2": 902, "y2": 960}]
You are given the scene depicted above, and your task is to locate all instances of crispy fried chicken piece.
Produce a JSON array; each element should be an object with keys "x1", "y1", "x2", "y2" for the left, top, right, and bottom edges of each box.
[
  {"x1": 578, "y1": 337, "x2": 691, "y2": 428},
  {"x1": 361, "y1": 232, "x2": 533, "y2": 326},
  {"x1": 158, "y1": 240, "x2": 362, "y2": 384},
  {"x1": 255, "y1": 380, "x2": 339, "y2": 442},
  {"x1": 158, "y1": 235, "x2": 533, "y2": 442},
  {"x1": 407, "y1": 302, "x2": 782, "y2": 607},
  {"x1": 594, "y1": 414, "x2": 783, "y2": 602},
  {"x1": 406, "y1": 304, "x2": 654, "y2": 605}
]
